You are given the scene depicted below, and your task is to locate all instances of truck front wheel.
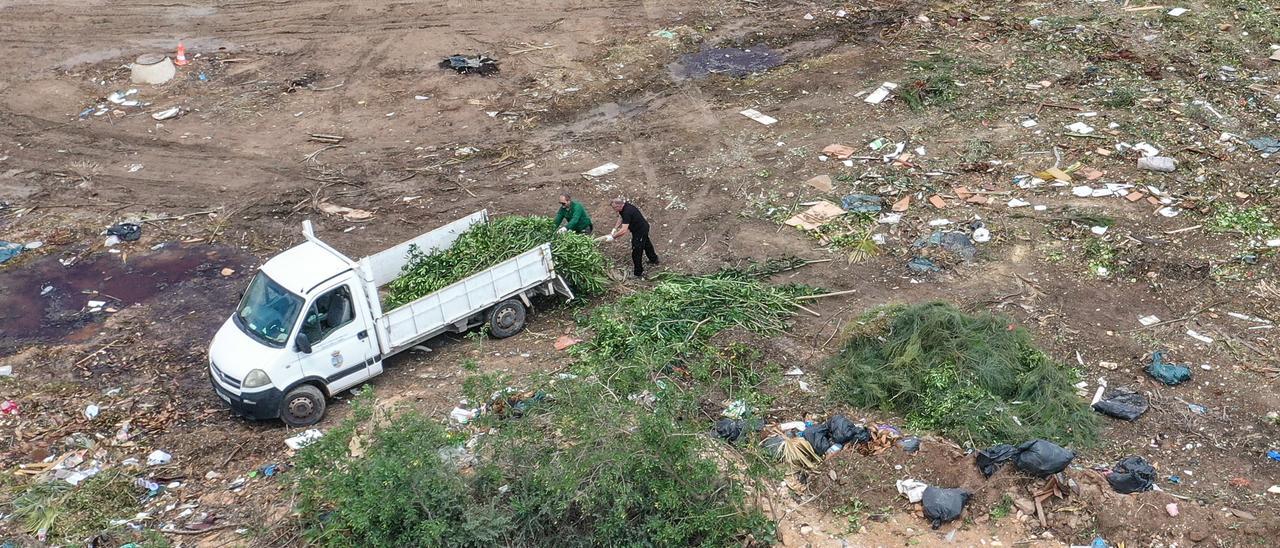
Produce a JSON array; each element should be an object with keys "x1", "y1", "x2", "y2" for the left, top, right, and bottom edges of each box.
[
  {"x1": 281, "y1": 384, "x2": 326, "y2": 427},
  {"x1": 488, "y1": 299, "x2": 527, "y2": 339}
]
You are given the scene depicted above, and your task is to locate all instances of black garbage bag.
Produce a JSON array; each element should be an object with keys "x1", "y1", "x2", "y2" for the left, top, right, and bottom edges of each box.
[
  {"x1": 921, "y1": 486, "x2": 971, "y2": 529},
  {"x1": 803, "y1": 423, "x2": 835, "y2": 455},
  {"x1": 1013, "y1": 439, "x2": 1075, "y2": 477},
  {"x1": 900, "y1": 436, "x2": 921, "y2": 454},
  {"x1": 439, "y1": 54, "x2": 499, "y2": 75},
  {"x1": 714, "y1": 418, "x2": 761, "y2": 444},
  {"x1": 828, "y1": 415, "x2": 870, "y2": 445},
  {"x1": 975, "y1": 444, "x2": 1017, "y2": 477},
  {"x1": 1106, "y1": 456, "x2": 1156, "y2": 494},
  {"x1": 1093, "y1": 391, "x2": 1149, "y2": 421},
  {"x1": 106, "y1": 222, "x2": 142, "y2": 242}
]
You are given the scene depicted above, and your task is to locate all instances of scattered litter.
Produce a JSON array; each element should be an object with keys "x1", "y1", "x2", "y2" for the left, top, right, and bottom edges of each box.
[
  {"x1": 1137, "y1": 156, "x2": 1177, "y2": 172},
  {"x1": 151, "y1": 106, "x2": 182, "y2": 121},
  {"x1": 714, "y1": 418, "x2": 760, "y2": 443},
  {"x1": 739, "y1": 108, "x2": 778, "y2": 125},
  {"x1": 84, "y1": 404, "x2": 100, "y2": 420},
  {"x1": 1090, "y1": 226, "x2": 1108, "y2": 236},
  {"x1": 0, "y1": 400, "x2": 17, "y2": 415},
  {"x1": 840, "y1": 194, "x2": 883, "y2": 213},
  {"x1": 439, "y1": 54, "x2": 499, "y2": 75},
  {"x1": 921, "y1": 486, "x2": 971, "y2": 529},
  {"x1": 822, "y1": 144, "x2": 856, "y2": 160},
  {"x1": 449, "y1": 407, "x2": 478, "y2": 423},
  {"x1": 907, "y1": 257, "x2": 942, "y2": 273},
  {"x1": 864, "y1": 82, "x2": 898, "y2": 104},
  {"x1": 582, "y1": 162, "x2": 620, "y2": 178},
  {"x1": 1021, "y1": 119, "x2": 1039, "y2": 128},
  {"x1": 1165, "y1": 503, "x2": 1179, "y2": 517},
  {"x1": 784, "y1": 200, "x2": 845, "y2": 230},
  {"x1": 1186, "y1": 330, "x2": 1213, "y2": 344},
  {"x1": 1267, "y1": 450, "x2": 1280, "y2": 462},
  {"x1": 1008, "y1": 198, "x2": 1031, "y2": 208},
  {"x1": 722, "y1": 400, "x2": 749, "y2": 420},
  {"x1": 0, "y1": 366, "x2": 11, "y2": 377},
  {"x1": 285, "y1": 429, "x2": 324, "y2": 450},
  {"x1": 783, "y1": 367, "x2": 804, "y2": 376},
  {"x1": 1065, "y1": 122, "x2": 1095, "y2": 135},
  {"x1": 1093, "y1": 390, "x2": 1148, "y2": 421},
  {"x1": 553, "y1": 335, "x2": 581, "y2": 350},
  {"x1": 1138, "y1": 315, "x2": 1161, "y2": 326},
  {"x1": 146, "y1": 450, "x2": 172, "y2": 466},
  {"x1": 1147, "y1": 351, "x2": 1191, "y2": 386},
  {"x1": 972, "y1": 227, "x2": 991, "y2": 243},
  {"x1": 106, "y1": 222, "x2": 142, "y2": 242},
  {"x1": 1133, "y1": 142, "x2": 1161, "y2": 157},
  {"x1": 805, "y1": 174, "x2": 833, "y2": 192},
  {"x1": 897, "y1": 479, "x2": 928, "y2": 503},
  {"x1": 1167, "y1": 7, "x2": 1188, "y2": 16},
  {"x1": 0, "y1": 241, "x2": 24, "y2": 264},
  {"x1": 318, "y1": 202, "x2": 374, "y2": 221},
  {"x1": 1247, "y1": 137, "x2": 1280, "y2": 154},
  {"x1": 900, "y1": 436, "x2": 921, "y2": 453}
]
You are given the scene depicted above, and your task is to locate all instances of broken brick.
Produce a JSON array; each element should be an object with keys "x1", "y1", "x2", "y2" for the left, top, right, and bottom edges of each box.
[
  {"x1": 928, "y1": 195, "x2": 947, "y2": 209},
  {"x1": 1125, "y1": 191, "x2": 1145, "y2": 202},
  {"x1": 892, "y1": 195, "x2": 910, "y2": 212}
]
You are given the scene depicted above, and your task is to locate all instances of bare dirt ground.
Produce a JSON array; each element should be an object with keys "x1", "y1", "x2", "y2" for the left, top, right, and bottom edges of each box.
[{"x1": 2, "y1": 0, "x2": 1280, "y2": 546}]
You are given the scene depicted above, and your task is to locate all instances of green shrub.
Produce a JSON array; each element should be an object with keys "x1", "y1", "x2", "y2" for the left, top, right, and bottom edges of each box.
[
  {"x1": 293, "y1": 386, "x2": 770, "y2": 547},
  {"x1": 572, "y1": 274, "x2": 800, "y2": 394},
  {"x1": 826, "y1": 302, "x2": 1099, "y2": 447}
]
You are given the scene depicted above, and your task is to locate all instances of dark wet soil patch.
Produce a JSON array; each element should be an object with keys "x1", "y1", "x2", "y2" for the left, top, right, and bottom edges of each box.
[{"x1": 0, "y1": 244, "x2": 253, "y2": 353}]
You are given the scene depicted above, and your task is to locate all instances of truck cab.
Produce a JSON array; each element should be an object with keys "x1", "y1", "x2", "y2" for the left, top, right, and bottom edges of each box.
[{"x1": 209, "y1": 232, "x2": 380, "y2": 426}]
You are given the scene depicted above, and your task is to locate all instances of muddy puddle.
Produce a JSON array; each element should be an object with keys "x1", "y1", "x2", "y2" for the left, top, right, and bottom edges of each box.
[
  {"x1": 0, "y1": 244, "x2": 253, "y2": 353},
  {"x1": 668, "y1": 44, "x2": 784, "y2": 80}
]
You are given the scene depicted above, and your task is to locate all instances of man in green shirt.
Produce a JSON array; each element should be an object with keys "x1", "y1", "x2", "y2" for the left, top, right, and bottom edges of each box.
[{"x1": 554, "y1": 192, "x2": 593, "y2": 234}]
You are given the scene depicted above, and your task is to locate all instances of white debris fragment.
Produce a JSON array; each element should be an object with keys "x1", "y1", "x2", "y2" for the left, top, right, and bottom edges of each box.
[
  {"x1": 582, "y1": 162, "x2": 619, "y2": 178},
  {"x1": 864, "y1": 82, "x2": 899, "y2": 104},
  {"x1": 739, "y1": 108, "x2": 778, "y2": 125}
]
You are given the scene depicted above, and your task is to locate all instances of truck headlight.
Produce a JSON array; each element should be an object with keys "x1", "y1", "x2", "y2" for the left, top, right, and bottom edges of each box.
[{"x1": 243, "y1": 369, "x2": 272, "y2": 389}]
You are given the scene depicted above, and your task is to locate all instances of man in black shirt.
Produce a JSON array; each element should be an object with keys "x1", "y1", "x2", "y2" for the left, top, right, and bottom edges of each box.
[{"x1": 606, "y1": 197, "x2": 659, "y2": 278}]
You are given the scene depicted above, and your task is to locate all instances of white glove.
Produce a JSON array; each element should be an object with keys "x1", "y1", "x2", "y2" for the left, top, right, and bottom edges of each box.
[
  {"x1": 557, "y1": 226, "x2": 568, "y2": 234},
  {"x1": 605, "y1": 234, "x2": 614, "y2": 242}
]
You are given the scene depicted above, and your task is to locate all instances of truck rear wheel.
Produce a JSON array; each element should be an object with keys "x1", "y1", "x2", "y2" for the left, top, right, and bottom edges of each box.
[
  {"x1": 281, "y1": 384, "x2": 326, "y2": 427},
  {"x1": 488, "y1": 298, "x2": 527, "y2": 339}
]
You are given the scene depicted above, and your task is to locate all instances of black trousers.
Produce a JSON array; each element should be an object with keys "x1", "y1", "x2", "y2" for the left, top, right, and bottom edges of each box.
[{"x1": 631, "y1": 232, "x2": 658, "y2": 275}]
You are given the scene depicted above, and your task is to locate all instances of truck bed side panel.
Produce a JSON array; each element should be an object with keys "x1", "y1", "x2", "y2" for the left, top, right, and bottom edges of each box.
[
  {"x1": 362, "y1": 210, "x2": 488, "y2": 287},
  {"x1": 380, "y1": 243, "x2": 555, "y2": 353}
]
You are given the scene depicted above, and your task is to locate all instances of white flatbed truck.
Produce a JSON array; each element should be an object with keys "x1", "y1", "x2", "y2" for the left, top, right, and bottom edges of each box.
[{"x1": 208, "y1": 210, "x2": 574, "y2": 426}]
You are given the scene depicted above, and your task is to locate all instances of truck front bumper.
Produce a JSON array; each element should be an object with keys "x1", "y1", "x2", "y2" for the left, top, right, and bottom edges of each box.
[{"x1": 211, "y1": 374, "x2": 283, "y2": 421}]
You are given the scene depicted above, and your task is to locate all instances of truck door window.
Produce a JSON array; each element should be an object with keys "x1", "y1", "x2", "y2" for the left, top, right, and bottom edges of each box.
[{"x1": 301, "y1": 285, "x2": 356, "y2": 344}]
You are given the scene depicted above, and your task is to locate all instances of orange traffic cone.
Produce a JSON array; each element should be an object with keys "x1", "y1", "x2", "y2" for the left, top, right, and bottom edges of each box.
[{"x1": 174, "y1": 43, "x2": 189, "y2": 66}]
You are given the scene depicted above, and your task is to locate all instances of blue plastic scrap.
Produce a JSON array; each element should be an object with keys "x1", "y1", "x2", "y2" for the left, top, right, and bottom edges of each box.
[
  {"x1": 1146, "y1": 351, "x2": 1191, "y2": 386},
  {"x1": 840, "y1": 194, "x2": 883, "y2": 213},
  {"x1": 1247, "y1": 137, "x2": 1280, "y2": 154},
  {"x1": 907, "y1": 257, "x2": 942, "y2": 273},
  {"x1": 0, "y1": 241, "x2": 23, "y2": 264}
]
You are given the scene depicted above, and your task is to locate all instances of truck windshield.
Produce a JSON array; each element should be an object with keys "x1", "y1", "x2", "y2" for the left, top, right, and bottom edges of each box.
[{"x1": 234, "y1": 272, "x2": 303, "y2": 347}]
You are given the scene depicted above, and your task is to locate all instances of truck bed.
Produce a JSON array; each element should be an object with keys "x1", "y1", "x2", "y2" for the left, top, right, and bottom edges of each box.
[{"x1": 376, "y1": 244, "x2": 557, "y2": 354}]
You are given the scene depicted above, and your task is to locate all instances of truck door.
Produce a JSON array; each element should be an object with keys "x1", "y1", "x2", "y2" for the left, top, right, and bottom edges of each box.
[{"x1": 296, "y1": 283, "x2": 377, "y2": 393}]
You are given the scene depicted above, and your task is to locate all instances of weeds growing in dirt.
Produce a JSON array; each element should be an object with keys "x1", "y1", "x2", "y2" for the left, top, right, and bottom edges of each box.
[
  {"x1": 1207, "y1": 203, "x2": 1276, "y2": 237},
  {"x1": 825, "y1": 302, "x2": 1099, "y2": 447},
  {"x1": 6, "y1": 470, "x2": 145, "y2": 545},
  {"x1": 902, "y1": 56, "x2": 959, "y2": 111}
]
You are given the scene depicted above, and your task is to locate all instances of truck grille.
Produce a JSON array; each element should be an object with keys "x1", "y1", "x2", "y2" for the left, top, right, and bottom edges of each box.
[{"x1": 211, "y1": 361, "x2": 241, "y2": 389}]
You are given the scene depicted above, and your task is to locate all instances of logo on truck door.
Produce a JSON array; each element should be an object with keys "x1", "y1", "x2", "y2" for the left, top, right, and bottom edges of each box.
[{"x1": 330, "y1": 351, "x2": 344, "y2": 368}]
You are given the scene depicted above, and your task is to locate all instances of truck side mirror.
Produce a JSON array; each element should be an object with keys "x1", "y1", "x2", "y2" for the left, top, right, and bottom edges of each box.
[{"x1": 295, "y1": 332, "x2": 313, "y2": 354}]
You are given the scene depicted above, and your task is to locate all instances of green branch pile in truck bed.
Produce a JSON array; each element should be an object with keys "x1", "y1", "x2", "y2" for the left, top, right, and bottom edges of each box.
[
  {"x1": 384, "y1": 216, "x2": 608, "y2": 309},
  {"x1": 826, "y1": 302, "x2": 1099, "y2": 447}
]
